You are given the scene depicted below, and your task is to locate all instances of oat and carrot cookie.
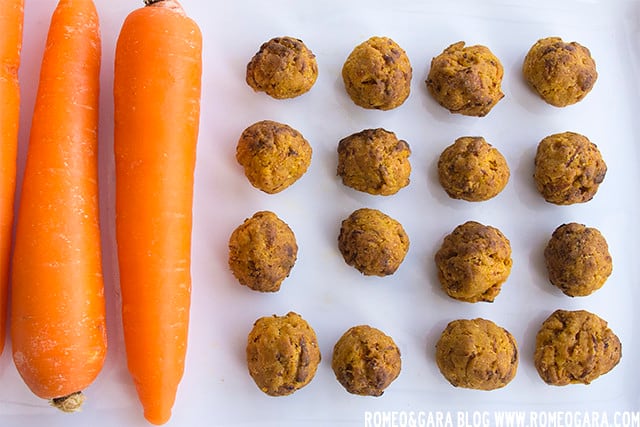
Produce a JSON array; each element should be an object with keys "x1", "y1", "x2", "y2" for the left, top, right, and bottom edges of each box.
[
  {"x1": 246, "y1": 36, "x2": 318, "y2": 99},
  {"x1": 228, "y1": 211, "x2": 297, "y2": 292},
  {"x1": 338, "y1": 208, "x2": 409, "y2": 276},
  {"x1": 523, "y1": 37, "x2": 597, "y2": 107},
  {"x1": 534, "y1": 309, "x2": 621, "y2": 386},
  {"x1": 437, "y1": 136, "x2": 509, "y2": 201},
  {"x1": 544, "y1": 223, "x2": 612, "y2": 297},
  {"x1": 332, "y1": 325, "x2": 401, "y2": 396},
  {"x1": 236, "y1": 120, "x2": 312, "y2": 194},
  {"x1": 342, "y1": 36, "x2": 412, "y2": 110},
  {"x1": 426, "y1": 41, "x2": 504, "y2": 117},
  {"x1": 246, "y1": 312, "x2": 321, "y2": 396},
  {"x1": 434, "y1": 221, "x2": 512, "y2": 303},
  {"x1": 533, "y1": 131, "x2": 606, "y2": 205},
  {"x1": 436, "y1": 318, "x2": 518, "y2": 390},
  {"x1": 337, "y1": 128, "x2": 411, "y2": 196}
]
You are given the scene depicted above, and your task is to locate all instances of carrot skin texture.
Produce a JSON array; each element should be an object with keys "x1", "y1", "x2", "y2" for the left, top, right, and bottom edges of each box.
[
  {"x1": 114, "y1": 1, "x2": 202, "y2": 425},
  {"x1": 0, "y1": 0, "x2": 24, "y2": 357},
  {"x1": 10, "y1": 0, "x2": 106, "y2": 400}
]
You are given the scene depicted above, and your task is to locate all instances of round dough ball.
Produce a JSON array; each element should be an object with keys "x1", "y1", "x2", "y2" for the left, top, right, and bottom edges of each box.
[
  {"x1": 438, "y1": 136, "x2": 510, "y2": 201},
  {"x1": 332, "y1": 325, "x2": 401, "y2": 396},
  {"x1": 426, "y1": 41, "x2": 504, "y2": 117},
  {"x1": 338, "y1": 208, "x2": 409, "y2": 276},
  {"x1": 544, "y1": 223, "x2": 612, "y2": 297},
  {"x1": 436, "y1": 318, "x2": 518, "y2": 390},
  {"x1": 342, "y1": 36, "x2": 412, "y2": 110},
  {"x1": 246, "y1": 36, "x2": 318, "y2": 99},
  {"x1": 523, "y1": 37, "x2": 597, "y2": 107},
  {"x1": 533, "y1": 131, "x2": 606, "y2": 205},
  {"x1": 236, "y1": 120, "x2": 312, "y2": 194},
  {"x1": 228, "y1": 211, "x2": 298, "y2": 292},
  {"x1": 534, "y1": 309, "x2": 621, "y2": 386},
  {"x1": 246, "y1": 312, "x2": 321, "y2": 396},
  {"x1": 337, "y1": 128, "x2": 411, "y2": 196},
  {"x1": 434, "y1": 221, "x2": 512, "y2": 303}
]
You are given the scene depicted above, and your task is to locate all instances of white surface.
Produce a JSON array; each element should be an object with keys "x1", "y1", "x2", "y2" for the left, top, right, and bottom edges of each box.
[{"x1": 2, "y1": 0, "x2": 640, "y2": 426}]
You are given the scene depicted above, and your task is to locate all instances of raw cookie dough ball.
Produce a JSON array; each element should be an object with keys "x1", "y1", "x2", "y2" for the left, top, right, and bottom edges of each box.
[
  {"x1": 544, "y1": 223, "x2": 612, "y2": 297},
  {"x1": 523, "y1": 37, "x2": 597, "y2": 107},
  {"x1": 434, "y1": 221, "x2": 512, "y2": 303},
  {"x1": 342, "y1": 36, "x2": 412, "y2": 110},
  {"x1": 332, "y1": 325, "x2": 401, "y2": 396},
  {"x1": 534, "y1": 309, "x2": 621, "y2": 386},
  {"x1": 437, "y1": 136, "x2": 510, "y2": 201},
  {"x1": 426, "y1": 41, "x2": 504, "y2": 117},
  {"x1": 246, "y1": 312, "x2": 321, "y2": 396},
  {"x1": 436, "y1": 318, "x2": 518, "y2": 390},
  {"x1": 236, "y1": 120, "x2": 312, "y2": 194},
  {"x1": 228, "y1": 211, "x2": 298, "y2": 292},
  {"x1": 337, "y1": 128, "x2": 411, "y2": 196},
  {"x1": 338, "y1": 208, "x2": 409, "y2": 276},
  {"x1": 246, "y1": 36, "x2": 318, "y2": 99},
  {"x1": 533, "y1": 131, "x2": 606, "y2": 205}
]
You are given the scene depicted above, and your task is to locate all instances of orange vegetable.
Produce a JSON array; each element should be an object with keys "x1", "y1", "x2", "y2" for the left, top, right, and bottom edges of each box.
[
  {"x1": 0, "y1": 0, "x2": 24, "y2": 357},
  {"x1": 113, "y1": 0, "x2": 202, "y2": 424},
  {"x1": 10, "y1": 0, "x2": 106, "y2": 411}
]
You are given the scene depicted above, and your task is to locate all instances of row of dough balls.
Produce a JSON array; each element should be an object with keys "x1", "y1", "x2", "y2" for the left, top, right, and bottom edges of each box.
[
  {"x1": 236, "y1": 120, "x2": 607, "y2": 205},
  {"x1": 245, "y1": 310, "x2": 621, "y2": 397},
  {"x1": 245, "y1": 35, "x2": 598, "y2": 114},
  {"x1": 228, "y1": 211, "x2": 613, "y2": 300}
]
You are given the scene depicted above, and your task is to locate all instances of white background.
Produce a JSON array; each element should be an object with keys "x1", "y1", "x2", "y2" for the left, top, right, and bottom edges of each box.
[{"x1": 1, "y1": 0, "x2": 639, "y2": 426}]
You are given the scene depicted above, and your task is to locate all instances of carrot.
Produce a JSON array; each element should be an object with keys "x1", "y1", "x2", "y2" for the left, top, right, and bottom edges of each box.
[
  {"x1": 113, "y1": 0, "x2": 202, "y2": 424},
  {"x1": 0, "y1": 0, "x2": 24, "y2": 357},
  {"x1": 10, "y1": 0, "x2": 105, "y2": 411}
]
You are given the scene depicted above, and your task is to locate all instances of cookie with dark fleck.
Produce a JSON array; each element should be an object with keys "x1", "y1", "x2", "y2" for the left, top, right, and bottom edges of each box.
[
  {"x1": 426, "y1": 41, "x2": 504, "y2": 117},
  {"x1": 228, "y1": 211, "x2": 297, "y2": 292},
  {"x1": 246, "y1": 312, "x2": 321, "y2": 396},
  {"x1": 534, "y1": 309, "x2": 621, "y2": 385},
  {"x1": 246, "y1": 36, "x2": 318, "y2": 99},
  {"x1": 523, "y1": 37, "x2": 597, "y2": 107},
  {"x1": 342, "y1": 36, "x2": 412, "y2": 110},
  {"x1": 338, "y1": 208, "x2": 409, "y2": 276},
  {"x1": 332, "y1": 325, "x2": 401, "y2": 396},
  {"x1": 337, "y1": 128, "x2": 411, "y2": 196},
  {"x1": 544, "y1": 223, "x2": 612, "y2": 297},
  {"x1": 434, "y1": 221, "x2": 512, "y2": 303},
  {"x1": 436, "y1": 318, "x2": 518, "y2": 390},
  {"x1": 236, "y1": 120, "x2": 312, "y2": 194},
  {"x1": 533, "y1": 131, "x2": 606, "y2": 205},
  {"x1": 438, "y1": 136, "x2": 509, "y2": 201}
]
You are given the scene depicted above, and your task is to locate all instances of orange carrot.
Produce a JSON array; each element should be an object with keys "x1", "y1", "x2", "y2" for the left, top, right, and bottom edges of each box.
[
  {"x1": 10, "y1": 0, "x2": 105, "y2": 411},
  {"x1": 0, "y1": 0, "x2": 24, "y2": 357},
  {"x1": 113, "y1": 0, "x2": 202, "y2": 424}
]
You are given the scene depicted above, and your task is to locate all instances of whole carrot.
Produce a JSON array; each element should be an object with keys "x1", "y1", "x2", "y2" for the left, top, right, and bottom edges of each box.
[
  {"x1": 10, "y1": 0, "x2": 105, "y2": 411},
  {"x1": 0, "y1": 0, "x2": 24, "y2": 357},
  {"x1": 113, "y1": 0, "x2": 202, "y2": 424}
]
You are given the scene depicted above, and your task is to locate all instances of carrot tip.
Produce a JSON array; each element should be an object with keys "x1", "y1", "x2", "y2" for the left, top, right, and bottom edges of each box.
[{"x1": 50, "y1": 391, "x2": 85, "y2": 413}]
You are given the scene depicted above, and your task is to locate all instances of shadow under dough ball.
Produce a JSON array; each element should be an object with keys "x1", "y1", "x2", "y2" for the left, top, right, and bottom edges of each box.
[
  {"x1": 435, "y1": 318, "x2": 518, "y2": 390},
  {"x1": 246, "y1": 36, "x2": 318, "y2": 99},
  {"x1": 534, "y1": 309, "x2": 621, "y2": 386},
  {"x1": 426, "y1": 41, "x2": 504, "y2": 117},
  {"x1": 337, "y1": 128, "x2": 411, "y2": 196},
  {"x1": 533, "y1": 131, "x2": 606, "y2": 205},
  {"x1": 246, "y1": 312, "x2": 321, "y2": 396},
  {"x1": 332, "y1": 325, "x2": 401, "y2": 396},
  {"x1": 228, "y1": 211, "x2": 298, "y2": 292},
  {"x1": 523, "y1": 37, "x2": 597, "y2": 107},
  {"x1": 342, "y1": 36, "x2": 412, "y2": 110},
  {"x1": 338, "y1": 208, "x2": 409, "y2": 276},
  {"x1": 544, "y1": 223, "x2": 612, "y2": 297},
  {"x1": 434, "y1": 221, "x2": 512, "y2": 303}
]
